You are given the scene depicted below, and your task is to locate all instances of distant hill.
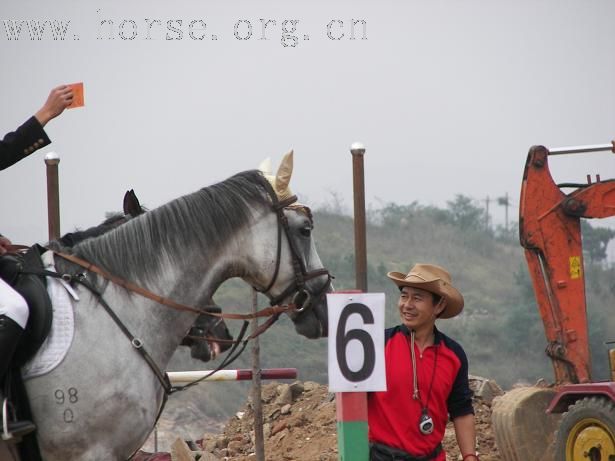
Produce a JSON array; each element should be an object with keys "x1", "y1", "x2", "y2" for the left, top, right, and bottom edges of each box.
[{"x1": 163, "y1": 200, "x2": 615, "y2": 433}]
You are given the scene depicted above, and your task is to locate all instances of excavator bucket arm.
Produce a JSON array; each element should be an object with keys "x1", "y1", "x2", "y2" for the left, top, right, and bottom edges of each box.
[{"x1": 493, "y1": 141, "x2": 615, "y2": 461}]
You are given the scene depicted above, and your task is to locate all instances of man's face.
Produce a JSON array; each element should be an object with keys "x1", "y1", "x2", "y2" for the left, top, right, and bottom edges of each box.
[{"x1": 397, "y1": 286, "x2": 445, "y2": 331}]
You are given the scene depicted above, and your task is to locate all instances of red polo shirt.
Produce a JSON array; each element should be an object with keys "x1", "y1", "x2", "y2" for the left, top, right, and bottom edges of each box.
[{"x1": 368, "y1": 325, "x2": 474, "y2": 460}]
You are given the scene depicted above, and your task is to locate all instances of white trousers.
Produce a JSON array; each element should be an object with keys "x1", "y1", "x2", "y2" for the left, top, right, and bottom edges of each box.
[{"x1": 0, "y1": 277, "x2": 28, "y2": 329}]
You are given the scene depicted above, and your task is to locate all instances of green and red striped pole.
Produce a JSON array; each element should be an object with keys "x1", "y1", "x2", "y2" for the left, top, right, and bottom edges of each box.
[{"x1": 336, "y1": 389, "x2": 369, "y2": 460}]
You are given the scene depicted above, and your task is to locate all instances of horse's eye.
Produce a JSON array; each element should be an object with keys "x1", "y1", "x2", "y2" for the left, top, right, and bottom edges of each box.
[{"x1": 300, "y1": 227, "x2": 311, "y2": 238}]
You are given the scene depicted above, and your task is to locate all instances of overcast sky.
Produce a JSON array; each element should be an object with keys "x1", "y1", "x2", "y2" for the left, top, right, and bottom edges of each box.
[{"x1": 1, "y1": 1, "x2": 614, "y2": 252}]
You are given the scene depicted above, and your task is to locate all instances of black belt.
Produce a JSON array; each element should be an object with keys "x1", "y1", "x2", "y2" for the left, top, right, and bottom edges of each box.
[{"x1": 369, "y1": 442, "x2": 442, "y2": 461}]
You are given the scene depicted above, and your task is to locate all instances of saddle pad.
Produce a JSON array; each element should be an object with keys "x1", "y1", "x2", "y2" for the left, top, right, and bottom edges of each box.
[{"x1": 21, "y1": 252, "x2": 77, "y2": 380}]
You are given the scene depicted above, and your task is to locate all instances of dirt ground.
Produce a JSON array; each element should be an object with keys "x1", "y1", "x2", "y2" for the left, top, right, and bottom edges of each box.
[{"x1": 137, "y1": 376, "x2": 504, "y2": 461}]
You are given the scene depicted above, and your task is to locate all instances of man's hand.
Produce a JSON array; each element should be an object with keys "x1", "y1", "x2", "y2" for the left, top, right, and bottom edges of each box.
[
  {"x1": 34, "y1": 85, "x2": 74, "y2": 127},
  {"x1": 0, "y1": 236, "x2": 12, "y2": 255}
]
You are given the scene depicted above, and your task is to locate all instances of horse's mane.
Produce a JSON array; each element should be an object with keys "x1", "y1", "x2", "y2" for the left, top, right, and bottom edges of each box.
[
  {"x1": 68, "y1": 170, "x2": 271, "y2": 283},
  {"x1": 57, "y1": 213, "x2": 129, "y2": 247}
]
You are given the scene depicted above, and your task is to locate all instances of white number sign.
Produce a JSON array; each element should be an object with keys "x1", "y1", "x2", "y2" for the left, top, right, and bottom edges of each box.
[{"x1": 327, "y1": 293, "x2": 386, "y2": 392}]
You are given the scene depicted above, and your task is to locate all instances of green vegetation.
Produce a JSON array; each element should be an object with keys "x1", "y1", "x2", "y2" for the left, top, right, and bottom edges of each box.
[{"x1": 166, "y1": 196, "x2": 615, "y2": 424}]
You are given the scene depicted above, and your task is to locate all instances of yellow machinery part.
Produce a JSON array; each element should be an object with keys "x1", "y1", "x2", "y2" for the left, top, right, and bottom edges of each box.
[
  {"x1": 554, "y1": 396, "x2": 615, "y2": 460},
  {"x1": 492, "y1": 386, "x2": 561, "y2": 461}
]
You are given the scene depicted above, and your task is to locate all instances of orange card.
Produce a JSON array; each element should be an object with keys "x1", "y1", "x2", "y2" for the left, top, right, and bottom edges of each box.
[{"x1": 67, "y1": 82, "x2": 84, "y2": 109}]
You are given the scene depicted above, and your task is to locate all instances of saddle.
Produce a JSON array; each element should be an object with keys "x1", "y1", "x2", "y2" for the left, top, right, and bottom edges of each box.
[{"x1": 0, "y1": 244, "x2": 53, "y2": 366}]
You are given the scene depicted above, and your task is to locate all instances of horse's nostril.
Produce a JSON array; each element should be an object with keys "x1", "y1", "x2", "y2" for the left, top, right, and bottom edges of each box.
[{"x1": 292, "y1": 289, "x2": 312, "y2": 312}]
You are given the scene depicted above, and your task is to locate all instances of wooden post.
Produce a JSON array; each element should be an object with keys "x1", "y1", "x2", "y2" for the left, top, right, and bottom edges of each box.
[
  {"x1": 251, "y1": 289, "x2": 265, "y2": 461},
  {"x1": 44, "y1": 152, "x2": 61, "y2": 240},
  {"x1": 351, "y1": 142, "x2": 368, "y2": 292},
  {"x1": 336, "y1": 142, "x2": 369, "y2": 461}
]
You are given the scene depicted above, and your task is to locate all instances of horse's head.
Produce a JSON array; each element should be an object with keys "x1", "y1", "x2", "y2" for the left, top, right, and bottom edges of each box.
[
  {"x1": 249, "y1": 152, "x2": 332, "y2": 339},
  {"x1": 180, "y1": 307, "x2": 233, "y2": 362}
]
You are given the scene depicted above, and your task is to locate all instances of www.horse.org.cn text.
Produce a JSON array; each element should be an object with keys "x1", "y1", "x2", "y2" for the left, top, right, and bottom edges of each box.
[{"x1": 1, "y1": 16, "x2": 368, "y2": 47}]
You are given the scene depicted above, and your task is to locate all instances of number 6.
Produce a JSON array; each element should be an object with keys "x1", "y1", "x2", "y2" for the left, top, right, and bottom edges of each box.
[{"x1": 335, "y1": 303, "x2": 376, "y2": 382}]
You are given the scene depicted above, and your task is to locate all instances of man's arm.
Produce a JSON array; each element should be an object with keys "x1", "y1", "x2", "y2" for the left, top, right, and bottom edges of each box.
[
  {"x1": 1, "y1": 85, "x2": 73, "y2": 170},
  {"x1": 453, "y1": 413, "x2": 478, "y2": 460}
]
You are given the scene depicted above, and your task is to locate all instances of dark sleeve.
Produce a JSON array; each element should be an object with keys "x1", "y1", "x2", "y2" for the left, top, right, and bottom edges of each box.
[
  {"x1": 446, "y1": 340, "x2": 474, "y2": 419},
  {"x1": 0, "y1": 116, "x2": 51, "y2": 171}
]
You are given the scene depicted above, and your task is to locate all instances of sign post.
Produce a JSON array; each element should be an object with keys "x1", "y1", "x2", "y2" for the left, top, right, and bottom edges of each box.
[
  {"x1": 330, "y1": 142, "x2": 385, "y2": 461},
  {"x1": 329, "y1": 292, "x2": 385, "y2": 460}
]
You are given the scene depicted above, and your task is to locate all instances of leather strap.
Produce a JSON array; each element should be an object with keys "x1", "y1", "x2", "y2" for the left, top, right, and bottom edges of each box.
[{"x1": 53, "y1": 251, "x2": 294, "y2": 320}]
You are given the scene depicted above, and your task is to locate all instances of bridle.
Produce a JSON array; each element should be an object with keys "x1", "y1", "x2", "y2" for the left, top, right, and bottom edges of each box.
[{"x1": 259, "y1": 179, "x2": 332, "y2": 315}]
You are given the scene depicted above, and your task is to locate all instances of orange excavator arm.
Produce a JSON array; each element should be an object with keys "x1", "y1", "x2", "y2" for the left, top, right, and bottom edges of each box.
[{"x1": 519, "y1": 143, "x2": 615, "y2": 384}]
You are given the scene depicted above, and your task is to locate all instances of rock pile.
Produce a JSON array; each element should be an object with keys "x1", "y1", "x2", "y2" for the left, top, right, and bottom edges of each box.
[{"x1": 138, "y1": 376, "x2": 505, "y2": 460}]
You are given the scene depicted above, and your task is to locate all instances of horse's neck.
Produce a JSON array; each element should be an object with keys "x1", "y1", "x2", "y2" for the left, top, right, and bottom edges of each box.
[
  {"x1": 164, "y1": 209, "x2": 277, "y2": 293},
  {"x1": 226, "y1": 211, "x2": 279, "y2": 289},
  {"x1": 59, "y1": 206, "x2": 272, "y2": 362}
]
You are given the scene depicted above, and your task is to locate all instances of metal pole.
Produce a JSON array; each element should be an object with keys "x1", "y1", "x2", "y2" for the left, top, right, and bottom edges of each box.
[
  {"x1": 251, "y1": 289, "x2": 265, "y2": 461},
  {"x1": 548, "y1": 142, "x2": 615, "y2": 155},
  {"x1": 168, "y1": 368, "x2": 298, "y2": 384},
  {"x1": 44, "y1": 152, "x2": 61, "y2": 241},
  {"x1": 350, "y1": 142, "x2": 368, "y2": 292}
]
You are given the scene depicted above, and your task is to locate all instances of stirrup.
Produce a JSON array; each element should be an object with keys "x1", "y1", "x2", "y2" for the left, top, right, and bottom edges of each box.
[{"x1": 2, "y1": 398, "x2": 36, "y2": 441}]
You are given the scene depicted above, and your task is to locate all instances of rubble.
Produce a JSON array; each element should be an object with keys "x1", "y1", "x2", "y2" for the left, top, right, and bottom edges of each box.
[{"x1": 138, "y1": 376, "x2": 504, "y2": 461}]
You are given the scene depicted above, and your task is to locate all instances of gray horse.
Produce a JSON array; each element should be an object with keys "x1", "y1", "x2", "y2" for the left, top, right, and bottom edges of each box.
[{"x1": 2, "y1": 154, "x2": 330, "y2": 460}]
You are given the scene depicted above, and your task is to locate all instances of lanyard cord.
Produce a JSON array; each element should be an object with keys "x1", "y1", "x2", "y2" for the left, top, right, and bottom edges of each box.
[{"x1": 409, "y1": 330, "x2": 439, "y2": 410}]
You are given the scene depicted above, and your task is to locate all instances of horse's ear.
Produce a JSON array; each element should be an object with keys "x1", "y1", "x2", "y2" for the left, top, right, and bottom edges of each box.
[
  {"x1": 275, "y1": 150, "x2": 293, "y2": 198},
  {"x1": 258, "y1": 157, "x2": 272, "y2": 175},
  {"x1": 123, "y1": 189, "x2": 144, "y2": 216}
]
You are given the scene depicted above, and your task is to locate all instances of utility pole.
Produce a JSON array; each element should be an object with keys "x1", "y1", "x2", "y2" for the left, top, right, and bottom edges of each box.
[
  {"x1": 504, "y1": 192, "x2": 509, "y2": 231},
  {"x1": 484, "y1": 196, "x2": 490, "y2": 231},
  {"x1": 497, "y1": 193, "x2": 510, "y2": 231}
]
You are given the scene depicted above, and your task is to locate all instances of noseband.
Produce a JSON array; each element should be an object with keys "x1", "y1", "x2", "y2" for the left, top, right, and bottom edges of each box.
[{"x1": 260, "y1": 182, "x2": 332, "y2": 312}]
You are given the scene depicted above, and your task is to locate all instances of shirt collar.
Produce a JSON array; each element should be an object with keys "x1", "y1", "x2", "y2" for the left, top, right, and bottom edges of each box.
[{"x1": 400, "y1": 324, "x2": 443, "y2": 345}]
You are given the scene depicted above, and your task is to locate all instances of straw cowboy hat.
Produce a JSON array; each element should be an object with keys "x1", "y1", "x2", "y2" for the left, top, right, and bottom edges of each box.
[{"x1": 387, "y1": 263, "x2": 464, "y2": 319}]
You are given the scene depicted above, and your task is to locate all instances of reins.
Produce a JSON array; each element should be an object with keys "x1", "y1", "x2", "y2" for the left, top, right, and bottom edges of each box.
[
  {"x1": 52, "y1": 250, "x2": 295, "y2": 321},
  {"x1": 6, "y1": 243, "x2": 290, "y2": 342}
]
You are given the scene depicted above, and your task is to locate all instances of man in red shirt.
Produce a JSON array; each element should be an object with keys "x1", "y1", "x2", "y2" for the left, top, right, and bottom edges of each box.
[{"x1": 368, "y1": 263, "x2": 478, "y2": 461}]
